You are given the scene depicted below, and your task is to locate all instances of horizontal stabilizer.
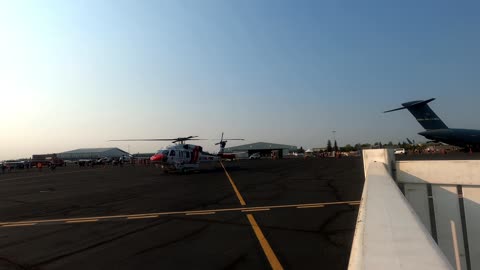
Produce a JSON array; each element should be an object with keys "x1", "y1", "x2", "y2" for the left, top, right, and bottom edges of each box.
[
  {"x1": 384, "y1": 106, "x2": 407, "y2": 113},
  {"x1": 384, "y1": 98, "x2": 448, "y2": 130},
  {"x1": 384, "y1": 98, "x2": 436, "y2": 113}
]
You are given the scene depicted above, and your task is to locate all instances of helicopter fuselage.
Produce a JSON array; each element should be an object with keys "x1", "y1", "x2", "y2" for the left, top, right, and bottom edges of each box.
[{"x1": 150, "y1": 144, "x2": 220, "y2": 172}]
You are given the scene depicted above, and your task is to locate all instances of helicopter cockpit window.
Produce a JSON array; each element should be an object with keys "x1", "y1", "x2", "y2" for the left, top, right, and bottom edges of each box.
[
  {"x1": 170, "y1": 150, "x2": 176, "y2": 156},
  {"x1": 185, "y1": 151, "x2": 190, "y2": 158}
]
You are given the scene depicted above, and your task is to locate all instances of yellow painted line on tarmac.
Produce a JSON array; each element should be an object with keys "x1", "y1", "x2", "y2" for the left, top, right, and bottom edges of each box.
[
  {"x1": 185, "y1": 212, "x2": 216, "y2": 216},
  {"x1": 220, "y1": 161, "x2": 283, "y2": 270},
  {"x1": 127, "y1": 215, "x2": 159, "y2": 220},
  {"x1": 247, "y1": 214, "x2": 284, "y2": 270},
  {"x1": 220, "y1": 161, "x2": 246, "y2": 206},
  {"x1": 2, "y1": 223, "x2": 36, "y2": 227},
  {"x1": 0, "y1": 200, "x2": 360, "y2": 227},
  {"x1": 66, "y1": 219, "x2": 98, "y2": 224},
  {"x1": 241, "y1": 208, "x2": 270, "y2": 213},
  {"x1": 297, "y1": 204, "x2": 325, "y2": 209}
]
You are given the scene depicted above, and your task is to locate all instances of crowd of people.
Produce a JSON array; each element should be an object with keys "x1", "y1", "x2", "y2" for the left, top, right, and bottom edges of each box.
[{"x1": 0, "y1": 155, "x2": 155, "y2": 176}]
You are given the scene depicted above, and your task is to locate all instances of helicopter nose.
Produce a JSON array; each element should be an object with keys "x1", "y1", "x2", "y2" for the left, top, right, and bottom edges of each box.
[{"x1": 150, "y1": 154, "x2": 164, "y2": 161}]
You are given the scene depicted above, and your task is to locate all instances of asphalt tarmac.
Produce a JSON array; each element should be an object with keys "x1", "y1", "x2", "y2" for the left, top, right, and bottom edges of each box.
[{"x1": 0, "y1": 158, "x2": 364, "y2": 270}]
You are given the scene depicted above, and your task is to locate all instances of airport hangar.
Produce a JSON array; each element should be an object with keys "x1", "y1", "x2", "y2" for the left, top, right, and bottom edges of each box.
[
  {"x1": 56, "y1": 148, "x2": 130, "y2": 160},
  {"x1": 224, "y1": 142, "x2": 297, "y2": 158}
]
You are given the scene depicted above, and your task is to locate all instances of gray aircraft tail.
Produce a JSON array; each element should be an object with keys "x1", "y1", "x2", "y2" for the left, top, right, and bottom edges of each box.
[{"x1": 384, "y1": 98, "x2": 448, "y2": 130}]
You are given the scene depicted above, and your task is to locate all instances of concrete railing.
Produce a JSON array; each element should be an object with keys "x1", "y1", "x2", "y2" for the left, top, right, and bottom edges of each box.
[
  {"x1": 398, "y1": 160, "x2": 480, "y2": 270},
  {"x1": 349, "y1": 149, "x2": 452, "y2": 270}
]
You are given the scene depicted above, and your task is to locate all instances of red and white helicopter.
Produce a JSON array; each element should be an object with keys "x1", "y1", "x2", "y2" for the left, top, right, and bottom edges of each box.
[{"x1": 111, "y1": 133, "x2": 243, "y2": 173}]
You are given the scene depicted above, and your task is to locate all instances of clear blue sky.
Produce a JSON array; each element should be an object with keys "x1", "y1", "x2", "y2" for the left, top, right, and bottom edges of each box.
[{"x1": 1, "y1": 0, "x2": 479, "y2": 159}]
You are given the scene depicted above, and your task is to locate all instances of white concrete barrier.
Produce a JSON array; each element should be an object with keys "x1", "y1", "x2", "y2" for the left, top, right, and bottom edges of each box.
[
  {"x1": 361, "y1": 149, "x2": 395, "y2": 179},
  {"x1": 398, "y1": 160, "x2": 480, "y2": 270},
  {"x1": 397, "y1": 160, "x2": 480, "y2": 185},
  {"x1": 349, "y1": 150, "x2": 452, "y2": 270}
]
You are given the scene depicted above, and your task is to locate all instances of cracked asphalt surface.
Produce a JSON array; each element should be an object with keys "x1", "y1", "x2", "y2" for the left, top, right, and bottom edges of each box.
[{"x1": 0, "y1": 158, "x2": 364, "y2": 270}]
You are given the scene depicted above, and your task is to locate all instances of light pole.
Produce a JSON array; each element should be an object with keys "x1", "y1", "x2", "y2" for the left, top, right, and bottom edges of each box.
[{"x1": 332, "y1": 131, "x2": 336, "y2": 144}]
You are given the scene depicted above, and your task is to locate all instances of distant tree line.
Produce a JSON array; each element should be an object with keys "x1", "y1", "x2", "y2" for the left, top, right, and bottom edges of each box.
[
  {"x1": 322, "y1": 140, "x2": 426, "y2": 152},
  {"x1": 326, "y1": 140, "x2": 339, "y2": 152}
]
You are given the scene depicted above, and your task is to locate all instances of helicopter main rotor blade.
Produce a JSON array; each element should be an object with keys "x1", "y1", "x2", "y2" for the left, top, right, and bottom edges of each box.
[
  {"x1": 111, "y1": 136, "x2": 203, "y2": 142},
  {"x1": 212, "y1": 138, "x2": 244, "y2": 141},
  {"x1": 110, "y1": 139, "x2": 177, "y2": 141}
]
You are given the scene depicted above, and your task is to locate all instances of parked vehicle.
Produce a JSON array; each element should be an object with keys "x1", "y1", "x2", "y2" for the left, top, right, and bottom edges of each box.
[
  {"x1": 249, "y1": 152, "x2": 261, "y2": 160},
  {"x1": 31, "y1": 154, "x2": 64, "y2": 167}
]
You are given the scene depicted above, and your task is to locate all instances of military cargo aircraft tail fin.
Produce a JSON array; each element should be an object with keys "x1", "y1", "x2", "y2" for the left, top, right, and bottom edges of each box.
[{"x1": 384, "y1": 98, "x2": 448, "y2": 130}]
